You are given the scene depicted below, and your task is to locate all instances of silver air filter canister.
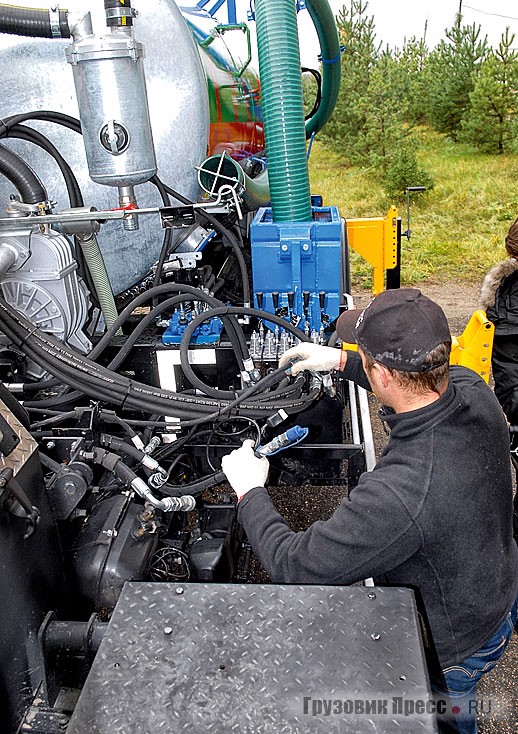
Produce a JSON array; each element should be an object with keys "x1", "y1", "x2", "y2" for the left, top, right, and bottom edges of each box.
[{"x1": 65, "y1": 19, "x2": 157, "y2": 189}]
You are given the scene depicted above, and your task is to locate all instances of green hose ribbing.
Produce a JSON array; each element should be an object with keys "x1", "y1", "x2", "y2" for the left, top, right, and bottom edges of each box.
[
  {"x1": 305, "y1": 0, "x2": 341, "y2": 137},
  {"x1": 77, "y1": 233, "x2": 120, "y2": 333},
  {"x1": 255, "y1": 0, "x2": 312, "y2": 222}
]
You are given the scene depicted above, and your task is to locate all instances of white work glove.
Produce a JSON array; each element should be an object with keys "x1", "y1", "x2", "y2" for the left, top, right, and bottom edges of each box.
[
  {"x1": 278, "y1": 343, "x2": 346, "y2": 376},
  {"x1": 221, "y1": 439, "x2": 269, "y2": 501}
]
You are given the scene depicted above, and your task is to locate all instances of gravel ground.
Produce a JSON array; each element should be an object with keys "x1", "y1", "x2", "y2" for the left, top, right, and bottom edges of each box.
[{"x1": 246, "y1": 282, "x2": 518, "y2": 733}]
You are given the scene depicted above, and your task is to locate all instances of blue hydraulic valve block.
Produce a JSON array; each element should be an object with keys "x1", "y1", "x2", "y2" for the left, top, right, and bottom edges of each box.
[{"x1": 162, "y1": 309, "x2": 223, "y2": 345}]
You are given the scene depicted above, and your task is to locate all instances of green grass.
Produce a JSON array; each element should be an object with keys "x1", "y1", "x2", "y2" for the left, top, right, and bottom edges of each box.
[{"x1": 308, "y1": 130, "x2": 518, "y2": 289}]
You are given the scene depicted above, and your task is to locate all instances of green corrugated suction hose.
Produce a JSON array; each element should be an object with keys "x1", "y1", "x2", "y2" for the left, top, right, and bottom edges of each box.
[
  {"x1": 305, "y1": 0, "x2": 341, "y2": 138},
  {"x1": 255, "y1": 0, "x2": 312, "y2": 222}
]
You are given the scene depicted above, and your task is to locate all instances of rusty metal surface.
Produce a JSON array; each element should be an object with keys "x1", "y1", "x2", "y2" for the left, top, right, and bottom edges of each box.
[
  {"x1": 68, "y1": 583, "x2": 438, "y2": 733},
  {"x1": 0, "y1": 399, "x2": 36, "y2": 475}
]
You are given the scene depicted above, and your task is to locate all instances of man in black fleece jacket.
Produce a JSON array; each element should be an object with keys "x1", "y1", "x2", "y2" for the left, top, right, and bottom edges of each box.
[{"x1": 222, "y1": 288, "x2": 518, "y2": 734}]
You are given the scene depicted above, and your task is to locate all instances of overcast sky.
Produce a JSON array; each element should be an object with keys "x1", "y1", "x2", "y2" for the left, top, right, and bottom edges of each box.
[{"x1": 296, "y1": 0, "x2": 518, "y2": 66}]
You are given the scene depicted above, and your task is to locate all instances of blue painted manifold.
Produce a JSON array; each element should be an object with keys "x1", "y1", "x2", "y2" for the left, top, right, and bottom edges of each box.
[
  {"x1": 162, "y1": 310, "x2": 223, "y2": 345},
  {"x1": 250, "y1": 206, "x2": 343, "y2": 333}
]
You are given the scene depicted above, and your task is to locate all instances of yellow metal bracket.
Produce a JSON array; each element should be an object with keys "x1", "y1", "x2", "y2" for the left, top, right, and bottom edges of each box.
[
  {"x1": 450, "y1": 310, "x2": 494, "y2": 383},
  {"x1": 346, "y1": 206, "x2": 399, "y2": 294}
]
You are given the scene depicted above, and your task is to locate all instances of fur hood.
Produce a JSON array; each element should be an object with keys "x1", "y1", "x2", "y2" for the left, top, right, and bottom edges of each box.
[{"x1": 478, "y1": 258, "x2": 518, "y2": 311}]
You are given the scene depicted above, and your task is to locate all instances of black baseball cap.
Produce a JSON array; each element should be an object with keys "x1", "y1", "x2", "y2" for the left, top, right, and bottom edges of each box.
[{"x1": 336, "y1": 288, "x2": 451, "y2": 372}]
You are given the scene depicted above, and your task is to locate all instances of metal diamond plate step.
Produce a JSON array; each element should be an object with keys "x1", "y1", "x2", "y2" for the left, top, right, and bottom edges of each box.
[{"x1": 67, "y1": 583, "x2": 438, "y2": 733}]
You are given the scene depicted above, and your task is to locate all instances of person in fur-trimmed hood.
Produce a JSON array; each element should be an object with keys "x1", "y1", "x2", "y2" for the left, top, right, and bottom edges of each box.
[{"x1": 479, "y1": 216, "x2": 518, "y2": 541}]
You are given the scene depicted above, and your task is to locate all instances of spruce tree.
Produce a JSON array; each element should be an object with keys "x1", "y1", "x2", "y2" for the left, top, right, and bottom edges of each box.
[{"x1": 460, "y1": 29, "x2": 518, "y2": 154}]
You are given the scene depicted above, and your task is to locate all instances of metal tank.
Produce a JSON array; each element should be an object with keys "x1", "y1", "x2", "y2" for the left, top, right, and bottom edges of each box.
[
  {"x1": 65, "y1": 17, "x2": 158, "y2": 189},
  {"x1": 0, "y1": 0, "x2": 210, "y2": 295}
]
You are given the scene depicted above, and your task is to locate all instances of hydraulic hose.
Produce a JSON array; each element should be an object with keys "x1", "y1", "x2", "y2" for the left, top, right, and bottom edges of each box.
[
  {"x1": 159, "y1": 471, "x2": 225, "y2": 498},
  {"x1": 0, "y1": 297, "x2": 317, "y2": 423},
  {"x1": 94, "y1": 283, "x2": 248, "y2": 366},
  {"x1": 179, "y1": 305, "x2": 309, "y2": 400},
  {"x1": 255, "y1": 0, "x2": 312, "y2": 222},
  {"x1": 100, "y1": 434, "x2": 166, "y2": 477},
  {"x1": 83, "y1": 447, "x2": 195, "y2": 512},
  {"x1": 3, "y1": 111, "x2": 82, "y2": 135},
  {"x1": 23, "y1": 284, "x2": 249, "y2": 410},
  {"x1": 304, "y1": 0, "x2": 341, "y2": 137},
  {"x1": 0, "y1": 4, "x2": 70, "y2": 38},
  {"x1": 0, "y1": 143, "x2": 47, "y2": 204},
  {"x1": 0, "y1": 113, "x2": 83, "y2": 207}
]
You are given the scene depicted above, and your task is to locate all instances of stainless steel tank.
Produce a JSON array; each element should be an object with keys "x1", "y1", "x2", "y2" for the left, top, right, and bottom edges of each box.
[{"x1": 0, "y1": 0, "x2": 209, "y2": 295}]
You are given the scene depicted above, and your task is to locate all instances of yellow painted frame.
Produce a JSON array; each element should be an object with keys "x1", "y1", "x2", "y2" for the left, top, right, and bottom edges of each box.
[{"x1": 346, "y1": 206, "x2": 399, "y2": 294}]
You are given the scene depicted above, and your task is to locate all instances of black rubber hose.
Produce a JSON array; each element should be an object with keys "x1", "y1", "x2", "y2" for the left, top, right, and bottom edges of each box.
[
  {"x1": 99, "y1": 410, "x2": 141, "y2": 443},
  {"x1": 26, "y1": 288, "x2": 245, "y2": 408},
  {"x1": 179, "y1": 304, "x2": 309, "y2": 399},
  {"x1": 2, "y1": 111, "x2": 82, "y2": 135},
  {"x1": 159, "y1": 471, "x2": 225, "y2": 498},
  {"x1": 101, "y1": 435, "x2": 146, "y2": 465},
  {"x1": 90, "y1": 283, "x2": 248, "y2": 365},
  {"x1": 0, "y1": 4, "x2": 70, "y2": 38},
  {"x1": 149, "y1": 174, "x2": 171, "y2": 301},
  {"x1": 302, "y1": 67, "x2": 322, "y2": 121},
  {"x1": 5, "y1": 125, "x2": 83, "y2": 207},
  {"x1": 105, "y1": 0, "x2": 133, "y2": 28},
  {"x1": 0, "y1": 142, "x2": 47, "y2": 203},
  {"x1": 0, "y1": 298, "x2": 317, "y2": 421}
]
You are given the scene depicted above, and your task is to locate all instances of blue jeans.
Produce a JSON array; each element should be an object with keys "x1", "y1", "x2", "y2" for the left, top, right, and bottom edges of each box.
[{"x1": 431, "y1": 594, "x2": 518, "y2": 734}]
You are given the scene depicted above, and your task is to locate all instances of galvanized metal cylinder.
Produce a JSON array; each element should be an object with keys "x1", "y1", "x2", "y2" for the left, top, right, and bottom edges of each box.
[{"x1": 66, "y1": 29, "x2": 157, "y2": 187}]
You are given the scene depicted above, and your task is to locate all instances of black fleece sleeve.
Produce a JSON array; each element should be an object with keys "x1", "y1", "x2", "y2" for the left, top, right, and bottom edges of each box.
[
  {"x1": 341, "y1": 351, "x2": 372, "y2": 391},
  {"x1": 237, "y1": 474, "x2": 422, "y2": 584}
]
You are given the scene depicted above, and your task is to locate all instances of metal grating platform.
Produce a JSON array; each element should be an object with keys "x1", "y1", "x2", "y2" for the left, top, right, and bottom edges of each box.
[{"x1": 67, "y1": 583, "x2": 438, "y2": 733}]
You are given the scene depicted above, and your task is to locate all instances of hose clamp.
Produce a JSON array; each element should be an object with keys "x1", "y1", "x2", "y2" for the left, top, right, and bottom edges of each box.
[
  {"x1": 105, "y1": 7, "x2": 138, "y2": 21},
  {"x1": 49, "y1": 5, "x2": 61, "y2": 38}
]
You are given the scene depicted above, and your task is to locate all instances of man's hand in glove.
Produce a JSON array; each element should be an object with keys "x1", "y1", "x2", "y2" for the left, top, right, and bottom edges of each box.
[
  {"x1": 221, "y1": 439, "x2": 269, "y2": 501},
  {"x1": 278, "y1": 343, "x2": 347, "y2": 376}
]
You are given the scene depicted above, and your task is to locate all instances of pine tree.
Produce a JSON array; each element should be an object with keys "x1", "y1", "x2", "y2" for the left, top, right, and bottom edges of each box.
[
  {"x1": 357, "y1": 50, "x2": 434, "y2": 199},
  {"x1": 396, "y1": 37, "x2": 430, "y2": 126},
  {"x1": 426, "y1": 15, "x2": 487, "y2": 139},
  {"x1": 460, "y1": 28, "x2": 518, "y2": 154},
  {"x1": 321, "y1": 0, "x2": 379, "y2": 161},
  {"x1": 358, "y1": 49, "x2": 409, "y2": 166}
]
